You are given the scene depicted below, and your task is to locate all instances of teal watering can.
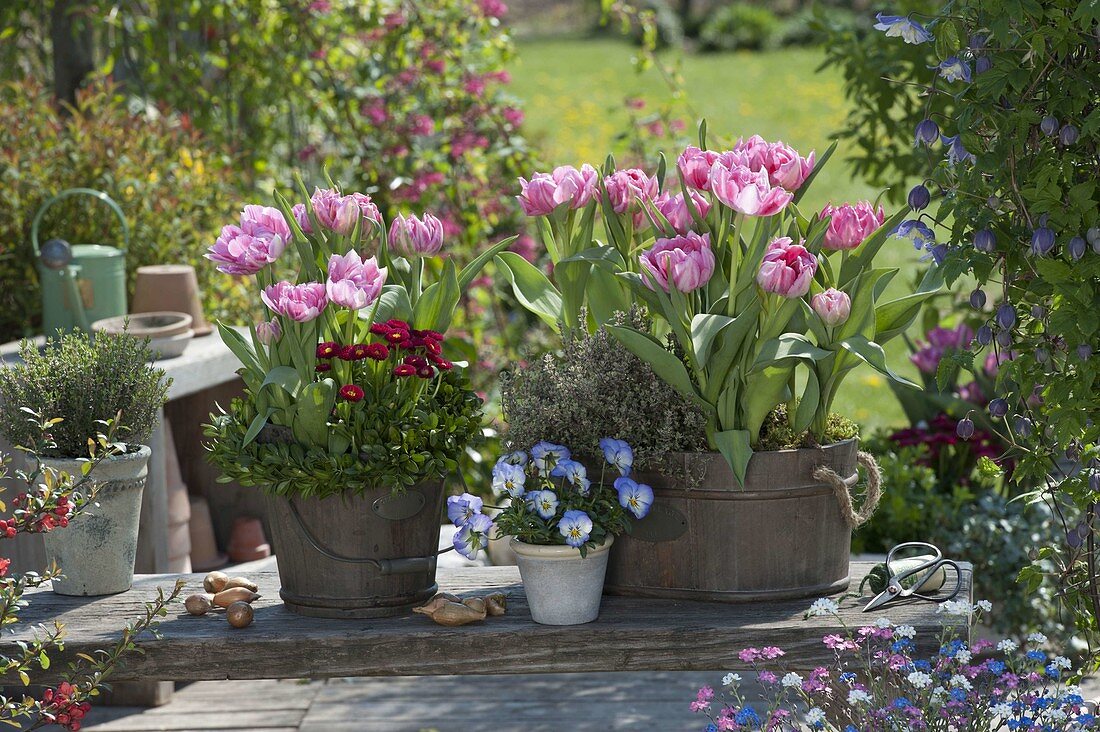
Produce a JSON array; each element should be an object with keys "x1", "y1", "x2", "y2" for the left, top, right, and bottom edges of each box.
[{"x1": 31, "y1": 188, "x2": 130, "y2": 335}]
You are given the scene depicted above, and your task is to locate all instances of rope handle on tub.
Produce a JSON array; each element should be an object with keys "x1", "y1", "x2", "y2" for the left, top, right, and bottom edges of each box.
[{"x1": 813, "y1": 451, "x2": 883, "y2": 529}]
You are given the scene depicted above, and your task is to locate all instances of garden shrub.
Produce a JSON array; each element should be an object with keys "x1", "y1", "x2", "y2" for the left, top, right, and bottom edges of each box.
[
  {"x1": 821, "y1": 0, "x2": 1100, "y2": 639},
  {"x1": 699, "y1": 3, "x2": 782, "y2": 51},
  {"x1": 0, "y1": 78, "x2": 249, "y2": 341}
]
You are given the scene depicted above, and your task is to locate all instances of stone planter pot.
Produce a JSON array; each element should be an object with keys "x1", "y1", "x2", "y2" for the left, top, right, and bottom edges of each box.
[
  {"x1": 605, "y1": 438, "x2": 860, "y2": 602},
  {"x1": 41, "y1": 445, "x2": 151, "y2": 596},
  {"x1": 264, "y1": 481, "x2": 445, "y2": 619},
  {"x1": 511, "y1": 536, "x2": 613, "y2": 625}
]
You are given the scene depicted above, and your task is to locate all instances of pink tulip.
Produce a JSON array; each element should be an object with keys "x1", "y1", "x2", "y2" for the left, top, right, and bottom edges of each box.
[
  {"x1": 708, "y1": 163, "x2": 793, "y2": 217},
  {"x1": 677, "y1": 146, "x2": 719, "y2": 190},
  {"x1": 389, "y1": 212, "x2": 444, "y2": 256},
  {"x1": 811, "y1": 288, "x2": 851, "y2": 326},
  {"x1": 206, "y1": 224, "x2": 287, "y2": 276},
  {"x1": 639, "y1": 232, "x2": 715, "y2": 293},
  {"x1": 307, "y1": 188, "x2": 382, "y2": 236},
  {"x1": 818, "y1": 201, "x2": 886, "y2": 250},
  {"x1": 757, "y1": 237, "x2": 818, "y2": 298},
  {"x1": 256, "y1": 318, "x2": 282, "y2": 344},
  {"x1": 734, "y1": 135, "x2": 815, "y2": 191},
  {"x1": 239, "y1": 205, "x2": 291, "y2": 242},
  {"x1": 604, "y1": 168, "x2": 659, "y2": 214},
  {"x1": 516, "y1": 165, "x2": 598, "y2": 216},
  {"x1": 261, "y1": 281, "x2": 328, "y2": 322},
  {"x1": 326, "y1": 251, "x2": 387, "y2": 310},
  {"x1": 654, "y1": 190, "x2": 711, "y2": 235}
]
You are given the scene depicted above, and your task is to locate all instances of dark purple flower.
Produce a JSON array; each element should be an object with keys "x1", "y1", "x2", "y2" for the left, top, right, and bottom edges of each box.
[
  {"x1": 1014, "y1": 416, "x2": 1033, "y2": 437},
  {"x1": 941, "y1": 134, "x2": 976, "y2": 165},
  {"x1": 1069, "y1": 236, "x2": 1087, "y2": 260},
  {"x1": 996, "y1": 329, "x2": 1013, "y2": 347},
  {"x1": 975, "y1": 56, "x2": 993, "y2": 74},
  {"x1": 988, "y1": 398, "x2": 1009, "y2": 418},
  {"x1": 1078, "y1": 343, "x2": 1093, "y2": 360},
  {"x1": 970, "y1": 288, "x2": 987, "y2": 309},
  {"x1": 1060, "y1": 124, "x2": 1079, "y2": 146},
  {"x1": 908, "y1": 184, "x2": 930, "y2": 211},
  {"x1": 915, "y1": 118, "x2": 940, "y2": 146},
  {"x1": 976, "y1": 325, "x2": 993, "y2": 345},
  {"x1": 956, "y1": 417, "x2": 975, "y2": 440},
  {"x1": 1030, "y1": 226, "x2": 1055, "y2": 256},
  {"x1": 1040, "y1": 116, "x2": 1059, "y2": 136},
  {"x1": 974, "y1": 229, "x2": 996, "y2": 252},
  {"x1": 996, "y1": 304, "x2": 1017, "y2": 330}
]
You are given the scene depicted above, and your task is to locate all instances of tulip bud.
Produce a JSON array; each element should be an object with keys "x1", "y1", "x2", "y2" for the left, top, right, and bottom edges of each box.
[
  {"x1": 1059, "y1": 124, "x2": 1079, "y2": 146},
  {"x1": 995, "y1": 304, "x2": 1016, "y2": 330},
  {"x1": 908, "y1": 184, "x2": 930, "y2": 211},
  {"x1": 1014, "y1": 416, "x2": 1033, "y2": 437},
  {"x1": 956, "y1": 417, "x2": 975, "y2": 440},
  {"x1": 969, "y1": 288, "x2": 986, "y2": 309},
  {"x1": 915, "y1": 119, "x2": 940, "y2": 146},
  {"x1": 988, "y1": 398, "x2": 1008, "y2": 418},
  {"x1": 256, "y1": 318, "x2": 281, "y2": 345},
  {"x1": 996, "y1": 329, "x2": 1013, "y2": 348},
  {"x1": 975, "y1": 56, "x2": 992, "y2": 74},
  {"x1": 1030, "y1": 226, "x2": 1055, "y2": 256},
  {"x1": 1040, "y1": 116, "x2": 1059, "y2": 136},
  {"x1": 974, "y1": 229, "x2": 996, "y2": 252},
  {"x1": 1078, "y1": 344, "x2": 1093, "y2": 360},
  {"x1": 976, "y1": 325, "x2": 993, "y2": 346},
  {"x1": 811, "y1": 288, "x2": 851, "y2": 327}
]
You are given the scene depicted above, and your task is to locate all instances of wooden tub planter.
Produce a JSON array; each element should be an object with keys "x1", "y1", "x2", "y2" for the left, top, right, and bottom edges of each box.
[
  {"x1": 606, "y1": 438, "x2": 865, "y2": 602},
  {"x1": 263, "y1": 481, "x2": 446, "y2": 619}
]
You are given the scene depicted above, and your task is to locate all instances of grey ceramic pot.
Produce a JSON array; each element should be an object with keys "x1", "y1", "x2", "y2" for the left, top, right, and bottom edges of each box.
[
  {"x1": 41, "y1": 445, "x2": 151, "y2": 596},
  {"x1": 511, "y1": 536, "x2": 613, "y2": 625}
]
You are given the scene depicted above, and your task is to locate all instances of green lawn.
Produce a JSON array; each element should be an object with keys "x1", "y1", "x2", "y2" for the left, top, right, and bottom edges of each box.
[{"x1": 510, "y1": 38, "x2": 929, "y2": 432}]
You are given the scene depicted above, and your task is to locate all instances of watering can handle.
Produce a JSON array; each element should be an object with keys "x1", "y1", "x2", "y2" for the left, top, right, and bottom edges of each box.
[{"x1": 30, "y1": 188, "x2": 131, "y2": 256}]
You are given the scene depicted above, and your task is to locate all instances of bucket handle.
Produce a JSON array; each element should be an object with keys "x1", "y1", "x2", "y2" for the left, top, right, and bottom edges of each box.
[
  {"x1": 286, "y1": 497, "x2": 438, "y2": 576},
  {"x1": 31, "y1": 188, "x2": 131, "y2": 256},
  {"x1": 813, "y1": 451, "x2": 883, "y2": 529}
]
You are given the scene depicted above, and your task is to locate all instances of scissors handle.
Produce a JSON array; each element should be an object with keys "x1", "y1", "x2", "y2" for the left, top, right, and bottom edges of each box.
[
  {"x1": 907, "y1": 559, "x2": 963, "y2": 603},
  {"x1": 887, "y1": 541, "x2": 943, "y2": 565}
]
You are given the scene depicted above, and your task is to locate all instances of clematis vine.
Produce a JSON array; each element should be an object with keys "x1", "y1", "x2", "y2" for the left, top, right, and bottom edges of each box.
[{"x1": 873, "y1": 13, "x2": 933, "y2": 44}]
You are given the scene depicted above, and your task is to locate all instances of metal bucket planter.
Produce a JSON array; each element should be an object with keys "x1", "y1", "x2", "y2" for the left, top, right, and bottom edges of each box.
[
  {"x1": 605, "y1": 438, "x2": 877, "y2": 602},
  {"x1": 41, "y1": 446, "x2": 151, "y2": 596},
  {"x1": 263, "y1": 481, "x2": 446, "y2": 619}
]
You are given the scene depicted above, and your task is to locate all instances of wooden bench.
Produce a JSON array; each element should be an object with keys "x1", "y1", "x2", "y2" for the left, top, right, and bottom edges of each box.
[{"x1": 7, "y1": 561, "x2": 971, "y2": 684}]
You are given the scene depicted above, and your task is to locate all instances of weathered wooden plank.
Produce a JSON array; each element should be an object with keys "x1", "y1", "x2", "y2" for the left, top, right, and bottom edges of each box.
[{"x1": 6, "y1": 563, "x2": 970, "y2": 683}]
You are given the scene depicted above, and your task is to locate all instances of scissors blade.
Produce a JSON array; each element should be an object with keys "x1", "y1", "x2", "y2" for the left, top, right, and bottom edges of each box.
[{"x1": 863, "y1": 589, "x2": 894, "y2": 612}]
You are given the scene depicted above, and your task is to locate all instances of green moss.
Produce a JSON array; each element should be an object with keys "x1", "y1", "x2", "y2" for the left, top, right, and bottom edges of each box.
[{"x1": 757, "y1": 405, "x2": 859, "y2": 451}]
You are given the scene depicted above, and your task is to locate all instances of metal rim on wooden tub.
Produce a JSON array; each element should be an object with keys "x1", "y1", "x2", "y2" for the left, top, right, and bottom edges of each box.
[
  {"x1": 604, "y1": 574, "x2": 851, "y2": 603},
  {"x1": 278, "y1": 583, "x2": 440, "y2": 619}
]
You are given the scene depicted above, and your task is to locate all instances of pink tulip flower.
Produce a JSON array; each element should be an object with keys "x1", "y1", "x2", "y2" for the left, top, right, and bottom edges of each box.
[
  {"x1": 708, "y1": 163, "x2": 793, "y2": 217},
  {"x1": 654, "y1": 190, "x2": 711, "y2": 234},
  {"x1": 757, "y1": 237, "x2": 818, "y2": 298},
  {"x1": 604, "y1": 168, "x2": 659, "y2": 214},
  {"x1": 677, "y1": 146, "x2": 719, "y2": 190},
  {"x1": 818, "y1": 201, "x2": 886, "y2": 251},
  {"x1": 261, "y1": 281, "x2": 328, "y2": 322},
  {"x1": 239, "y1": 205, "x2": 291, "y2": 242},
  {"x1": 206, "y1": 224, "x2": 287, "y2": 276},
  {"x1": 734, "y1": 135, "x2": 815, "y2": 191},
  {"x1": 389, "y1": 212, "x2": 444, "y2": 256},
  {"x1": 811, "y1": 288, "x2": 851, "y2": 326},
  {"x1": 326, "y1": 251, "x2": 387, "y2": 310},
  {"x1": 639, "y1": 232, "x2": 715, "y2": 294},
  {"x1": 516, "y1": 164, "x2": 598, "y2": 216},
  {"x1": 306, "y1": 188, "x2": 382, "y2": 236}
]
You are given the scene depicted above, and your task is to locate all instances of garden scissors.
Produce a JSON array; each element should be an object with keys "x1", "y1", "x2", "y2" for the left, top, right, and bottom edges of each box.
[{"x1": 862, "y1": 541, "x2": 962, "y2": 612}]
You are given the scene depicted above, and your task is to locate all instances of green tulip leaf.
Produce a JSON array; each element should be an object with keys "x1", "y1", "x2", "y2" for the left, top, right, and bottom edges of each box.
[{"x1": 494, "y1": 251, "x2": 563, "y2": 329}]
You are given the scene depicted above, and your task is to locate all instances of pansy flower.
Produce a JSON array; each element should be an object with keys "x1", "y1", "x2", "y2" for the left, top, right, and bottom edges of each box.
[
  {"x1": 531, "y1": 441, "x2": 570, "y2": 472},
  {"x1": 599, "y1": 437, "x2": 633, "y2": 476},
  {"x1": 557, "y1": 509, "x2": 593, "y2": 548},
  {"x1": 614, "y1": 476, "x2": 654, "y2": 519},
  {"x1": 526, "y1": 489, "x2": 559, "y2": 520},
  {"x1": 446, "y1": 493, "x2": 483, "y2": 526},
  {"x1": 452, "y1": 513, "x2": 493, "y2": 560},
  {"x1": 491, "y1": 461, "x2": 527, "y2": 497}
]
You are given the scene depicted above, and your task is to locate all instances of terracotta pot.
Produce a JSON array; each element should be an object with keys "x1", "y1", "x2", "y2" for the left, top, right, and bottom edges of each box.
[
  {"x1": 130, "y1": 264, "x2": 211, "y2": 336},
  {"x1": 604, "y1": 438, "x2": 858, "y2": 602},
  {"x1": 226, "y1": 516, "x2": 271, "y2": 563},
  {"x1": 188, "y1": 496, "x2": 227, "y2": 572}
]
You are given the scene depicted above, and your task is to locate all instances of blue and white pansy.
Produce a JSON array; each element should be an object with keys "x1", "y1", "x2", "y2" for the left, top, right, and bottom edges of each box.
[
  {"x1": 531, "y1": 441, "x2": 571, "y2": 473},
  {"x1": 452, "y1": 513, "x2": 493, "y2": 560},
  {"x1": 872, "y1": 13, "x2": 932, "y2": 44},
  {"x1": 446, "y1": 492, "x2": 483, "y2": 525},
  {"x1": 614, "y1": 476, "x2": 654, "y2": 520},
  {"x1": 499, "y1": 450, "x2": 528, "y2": 466},
  {"x1": 550, "y1": 458, "x2": 590, "y2": 493},
  {"x1": 526, "y1": 489, "x2": 559, "y2": 520},
  {"x1": 491, "y1": 460, "x2": 527, "y2": 497},
  {"x1": 599, "y1": 437, "x2": 633, "y2": 476},
  {"x1": 558, "y1": 509, "x2": 593, "y2": 548}
]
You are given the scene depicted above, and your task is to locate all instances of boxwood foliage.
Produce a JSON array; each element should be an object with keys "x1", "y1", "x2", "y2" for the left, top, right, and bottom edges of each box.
[{"x1": 203, "y1": 369, "x2": 483, "y2": 498}]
